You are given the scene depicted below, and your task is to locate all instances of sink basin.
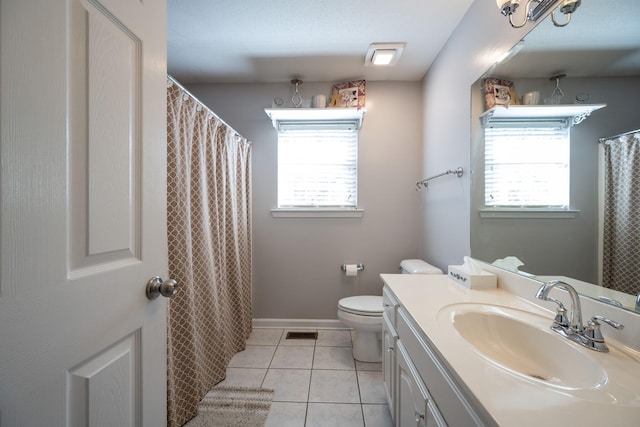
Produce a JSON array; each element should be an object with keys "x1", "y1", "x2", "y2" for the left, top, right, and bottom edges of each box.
[{"x1": 439, "y1": 304, "x2": 607, "y2": 389}]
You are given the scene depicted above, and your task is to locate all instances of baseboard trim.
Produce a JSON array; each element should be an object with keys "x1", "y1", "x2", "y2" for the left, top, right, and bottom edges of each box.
[{"x1": 252, "y1": 318, "x2": 350, "y2": 330}]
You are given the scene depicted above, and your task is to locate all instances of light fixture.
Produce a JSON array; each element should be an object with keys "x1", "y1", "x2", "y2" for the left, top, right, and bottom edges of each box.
[
  {"x1": 544, "y1": 73, "x2": 566, "y2": 105},
  {"x1": 497, "y1": 0, "x2": 580, "y2": 28},
  {"x1": 291, "y1": 78, "x2": 303, "y2": 108},
  {"x1": 551, "y1": 0, "x2": 581, "y2": 27},
  {"x1": 364, "y1": 43, "x2": 405, "y2": 67},
  {"x1": 372, "y1": 50, "x2": 396, "y2": 66}
]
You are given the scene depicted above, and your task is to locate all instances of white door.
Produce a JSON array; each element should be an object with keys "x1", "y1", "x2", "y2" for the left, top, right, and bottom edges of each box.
[{"x1": 0, "y1": 0, "x2": 168, "y2": 425}]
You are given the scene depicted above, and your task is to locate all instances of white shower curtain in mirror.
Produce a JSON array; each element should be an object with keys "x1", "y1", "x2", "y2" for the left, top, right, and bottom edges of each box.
[
  {"x1": 166, "y1": 78, "x2": 252, "y2": 427},
  {"x1": 602, "y1": 131, "x2": 640, "y2": 295}
]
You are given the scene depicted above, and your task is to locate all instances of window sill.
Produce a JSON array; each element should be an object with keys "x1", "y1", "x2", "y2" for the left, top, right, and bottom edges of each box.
[
  {"x1": 271, "y1": 208, "x2": 364, "y2": 218},
  {"x1": 479, "y1": 208, "x2": 579, "y2": 219}
]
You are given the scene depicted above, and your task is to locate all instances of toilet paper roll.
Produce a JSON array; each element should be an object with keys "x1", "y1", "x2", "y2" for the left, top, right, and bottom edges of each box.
[{"x1": 345, "y1": 264, "x2": 358, "y2": 277}]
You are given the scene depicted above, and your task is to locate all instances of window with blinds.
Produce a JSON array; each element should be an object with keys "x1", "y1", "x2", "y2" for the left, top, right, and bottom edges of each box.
[
  {"x1": 484, "y1": 120, "x2": 570, "y2": 208},
  {"x1": 277, "y1": 122, "x2": 358, "y2": 208}
]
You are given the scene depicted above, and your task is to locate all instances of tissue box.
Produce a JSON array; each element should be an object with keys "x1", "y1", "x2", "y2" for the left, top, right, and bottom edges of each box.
[{"x1": 448, "y1": 265, "x2": 497, "y2": 289}]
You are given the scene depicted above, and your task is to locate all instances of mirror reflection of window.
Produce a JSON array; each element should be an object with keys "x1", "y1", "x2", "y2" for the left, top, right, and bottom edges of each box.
[
  {"x1": 484, "y1": 120, "x2": 570, "y2": 208},
  {"x1": 470, "y1": 0, "x2": 640, "y2": 313}
]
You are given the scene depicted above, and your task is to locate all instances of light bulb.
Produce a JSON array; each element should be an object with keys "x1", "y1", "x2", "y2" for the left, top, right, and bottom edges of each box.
[
  {"x1": 497, "y1": 0, "x2": 519, "y2": 15},
  {"x1": 559, "y1": 0, "x2": 581, "y2": 14}
]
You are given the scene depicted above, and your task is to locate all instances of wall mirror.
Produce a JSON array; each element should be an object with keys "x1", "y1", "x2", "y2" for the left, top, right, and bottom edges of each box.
[{"x1": 470, "y1": 0, "x2": 640, "y2": 313}]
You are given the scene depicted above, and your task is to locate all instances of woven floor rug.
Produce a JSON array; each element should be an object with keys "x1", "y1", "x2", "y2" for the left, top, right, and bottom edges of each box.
[{"x1": 183, "y1": 386, "x2": 275, "y2": 427}]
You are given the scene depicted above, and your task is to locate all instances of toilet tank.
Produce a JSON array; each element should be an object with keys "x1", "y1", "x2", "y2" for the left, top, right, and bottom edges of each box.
[{"x1": 400, "y1": 259, "x2": 443, "y2": 274}]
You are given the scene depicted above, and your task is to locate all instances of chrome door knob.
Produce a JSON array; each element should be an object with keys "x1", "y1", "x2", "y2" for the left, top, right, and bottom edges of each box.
[{"x1": 146, "y1": 276, "x2": 180, "y2": 300}]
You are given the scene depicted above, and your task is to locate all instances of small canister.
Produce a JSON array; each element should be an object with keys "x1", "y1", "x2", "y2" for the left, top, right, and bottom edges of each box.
[{"x1": 311, "y1": 94, "x2": 326, "y2": 108}]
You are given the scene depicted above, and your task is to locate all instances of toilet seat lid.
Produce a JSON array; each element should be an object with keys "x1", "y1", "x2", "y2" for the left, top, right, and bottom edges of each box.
[{"x1": 338, "y1": 296, "x2": 383, "y2": 316}]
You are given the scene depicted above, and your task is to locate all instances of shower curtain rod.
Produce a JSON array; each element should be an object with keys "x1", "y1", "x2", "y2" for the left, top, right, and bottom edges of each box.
[
  {"x1": 599, "y1": 128, "x2": 640, "y2": 143},
  {"x1": 167, "y1": 75, "x2": 251, "y2": 144}
]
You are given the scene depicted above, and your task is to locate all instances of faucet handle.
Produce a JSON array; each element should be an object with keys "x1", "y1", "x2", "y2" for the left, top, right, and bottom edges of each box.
[
  {"x1": 584, "y1": 316, "x2": 624, "y2": 352},
  {"x1": 589, "y1": 315, "x2": 624, "y2": 332},
  {"x1": 545, "y1": 297, "x2": 569, "y2": 328}
]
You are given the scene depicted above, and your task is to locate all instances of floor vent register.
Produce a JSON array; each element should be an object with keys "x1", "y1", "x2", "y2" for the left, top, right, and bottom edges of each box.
[{"x1": 285, "y1": 331, "x2": 318, "y2": 340}]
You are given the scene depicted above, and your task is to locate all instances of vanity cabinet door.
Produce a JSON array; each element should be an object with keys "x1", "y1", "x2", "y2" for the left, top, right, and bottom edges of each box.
[
  {"x1": 383, "y1": 311, "x2": 398, "y2": 420},
  {"x1": 426, "y1": 400, "x2": 447, "y2": 427},
  {"x1": 397, "y1": 307, "x2": 494, "y2": 427},
  {"x1": 383, "y1": 286, "x2": 400, "y2": 326},
  {"x1": 396, "y1": 341, "x2": 445, "y2": 427}
]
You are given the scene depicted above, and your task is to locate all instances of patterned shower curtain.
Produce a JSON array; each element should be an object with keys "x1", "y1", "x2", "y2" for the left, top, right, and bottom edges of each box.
[
  {"x1": 602, "y1": 130, "x2": 640, "y2": 295},
  {"x1": 166, "y1": 77, "x2": 253, "y2": 427}
]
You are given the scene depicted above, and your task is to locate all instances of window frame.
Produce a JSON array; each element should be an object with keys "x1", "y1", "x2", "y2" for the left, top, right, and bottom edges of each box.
[
  {"x1": 264, "y1": 108, "x2": 366, "y2": 218},
  {"x1": 276, "y1": 121, "x2": 359, "y2": 209},
  {"x1": 482, "y1": 118, "x2": 572, "y2": 212}
]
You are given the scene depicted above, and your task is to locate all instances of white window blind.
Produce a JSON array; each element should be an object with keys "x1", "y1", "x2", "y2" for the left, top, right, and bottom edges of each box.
[
  {"x1": 484, "y1": 120, "x2": 570, "y2": 208},
  {"x1": 277, "y1": 122, "x2": 358, "y2": 207}
]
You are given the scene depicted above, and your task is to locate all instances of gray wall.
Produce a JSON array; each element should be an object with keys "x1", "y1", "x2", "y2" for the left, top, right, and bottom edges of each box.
[
  {"x1": 470, "y1": 76, "x2": 640, "y2": 283},
  {"x1": 419, "y1": 0, "x2": 534, "y2": 271},
  {"x1": 186, "y1": 81, "x2": 424, "y2": 319},
  {"x1": 420, "y1": 0, "x2": 640, "y2": 276}
]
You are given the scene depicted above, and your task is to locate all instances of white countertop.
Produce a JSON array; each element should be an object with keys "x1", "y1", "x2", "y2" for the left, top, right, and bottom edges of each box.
[{"x1": 381, "y1": 273, "x2": 640, "y2": 427}]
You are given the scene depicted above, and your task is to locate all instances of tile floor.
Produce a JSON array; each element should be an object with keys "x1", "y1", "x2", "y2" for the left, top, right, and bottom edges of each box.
[{"x1": 215, "y1": 328, "x2": 394, "y2": 427}]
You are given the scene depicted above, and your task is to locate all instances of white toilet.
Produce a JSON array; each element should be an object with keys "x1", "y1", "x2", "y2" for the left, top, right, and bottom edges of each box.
[{"x1": 337, "y1": 259, "x2": 443, "y2": 362}]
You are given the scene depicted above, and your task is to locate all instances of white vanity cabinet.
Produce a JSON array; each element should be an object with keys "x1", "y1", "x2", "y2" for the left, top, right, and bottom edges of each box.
[
  {"x1": 396, "y1": 340, "x2": 446, "y2": 426},
  {"x1": 384, "y1": 284, "x2": 496, "y2": 427},
  {"x1": 381, "y1": 272, "x2": 640, "y2": 426},
  {"x1": 382, "y1": 287, "x2": 399, "y2": 419}
]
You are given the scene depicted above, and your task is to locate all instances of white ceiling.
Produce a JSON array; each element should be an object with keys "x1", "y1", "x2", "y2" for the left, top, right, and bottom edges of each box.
[
  {"x1": 167, "y1": 0, "x2": 640, "y2": 85},
  {"x1": 167, "y1": 0, "x2": 475, "y2": 84}
]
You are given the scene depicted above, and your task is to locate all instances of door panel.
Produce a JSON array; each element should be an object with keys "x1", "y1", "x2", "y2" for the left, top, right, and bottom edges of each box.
[
  {"x1": 0, "y1": 0, "x2": 167, "y2": 425},
  {"x1": 69, "y1": 0, "x2": 144, "y2": 273},
  {"x1": 68, "y1": 331, "x2": 141, "y2": 427},
  {"x1": 86, "y1": 3, "x2": 139, "y2": 257}
]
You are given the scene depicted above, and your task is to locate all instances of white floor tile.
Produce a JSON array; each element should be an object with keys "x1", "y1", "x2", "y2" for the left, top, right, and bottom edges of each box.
[
  {"x1": 306, "y1": 403, "x2": 364, "y2": 427},
  {"x1": 262, "y1": 369, "x2": 312, "y2": 402},
  {"x1": 357, "y1": 371, "x2": 386, "y2": 404},
  {"x1": 362, "y1": 404, "x2": 394, "y2": 427},
  {"x1": 316, "y1": 329, "x2": 352, "y2": 347},
  {"x1": 246, "y1": 328, "x2": 284, "y2": 346},
  {"x1": 271, "y1": 345, "x2": 315, "y2": 369},
  {"x1": 227, "y1": 345, "x2": 276, "y2": 368},
  {"x1": 309, "y1": 370, "x2": 360, "y2": 403},
  {"x1": 355, "y1": 361, "x2": 382, "y2": 372},
  {"x1": 216, "y1": 367, "x2": 266, "y2": 388},
  {"x1": 233, "y1": 327, "x2": 395, "y2": 426},
  {"x1": 313, "y1": 346, "x2": 356, "y2": 370},
  {"x1": 265, "y1": 402, "x2": 307, "y2": 427}
]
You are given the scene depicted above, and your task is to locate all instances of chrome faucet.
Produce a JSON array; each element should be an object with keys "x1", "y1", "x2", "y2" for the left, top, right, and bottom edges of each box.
[
  {"x1": 536, "y1": 280, "x2": 583, "y2": 333},
  {"x1": 536, "y1": 280, "x2": 624, "y2": 352}
]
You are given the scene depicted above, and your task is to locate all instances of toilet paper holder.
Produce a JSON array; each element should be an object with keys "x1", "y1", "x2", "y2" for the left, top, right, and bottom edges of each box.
[{"x1": 341, "y1": 264, "x2": 365, "y2": 272}]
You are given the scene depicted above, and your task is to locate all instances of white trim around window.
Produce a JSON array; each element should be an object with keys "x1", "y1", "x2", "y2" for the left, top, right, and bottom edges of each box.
[{"x1": 271, "y1": 208, "x2": 364, "y2": 218}]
